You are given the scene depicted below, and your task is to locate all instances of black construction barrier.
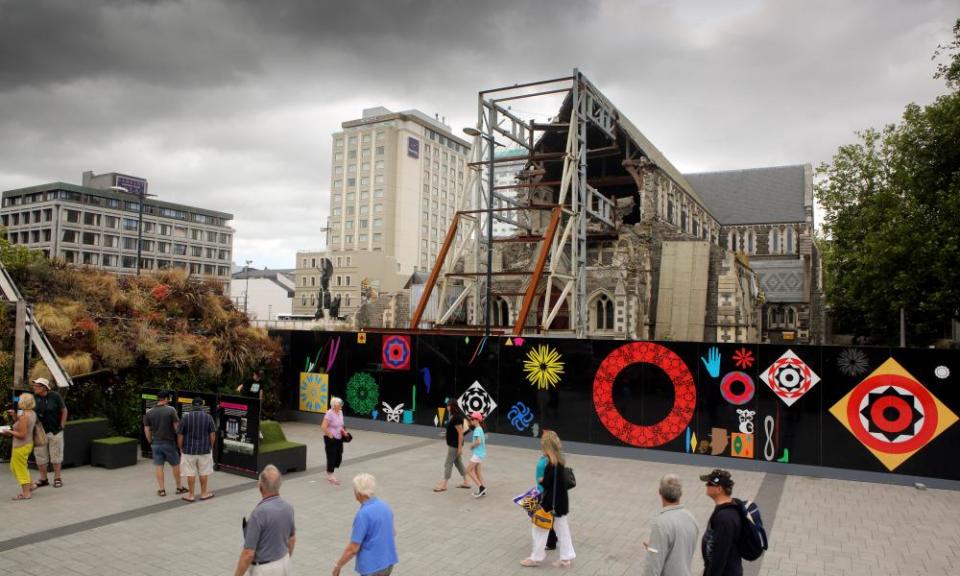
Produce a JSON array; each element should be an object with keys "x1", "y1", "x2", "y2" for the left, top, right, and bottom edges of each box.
[{"x1": 274, "y1": 331, "x2": 960, "y2": 482}]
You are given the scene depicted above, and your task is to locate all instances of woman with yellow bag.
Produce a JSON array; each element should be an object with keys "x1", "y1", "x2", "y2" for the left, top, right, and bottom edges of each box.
[
  {"x1": 2, "y1": 392, "x2": 38, "y2": 501},
  {"x1": 521, "y1": 430, "x2": 576, "y2": 568}
]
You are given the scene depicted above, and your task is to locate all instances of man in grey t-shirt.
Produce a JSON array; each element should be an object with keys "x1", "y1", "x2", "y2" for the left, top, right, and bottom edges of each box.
[
  {"x1": 643, "y1": 474, "x2": 700, "y2": 576},
  {"x1": 143, "y1": 390, "x2": 185, "y2": 497},
  {"x1": 235, "y1": 465, "x2": 296, "y2": 576}
]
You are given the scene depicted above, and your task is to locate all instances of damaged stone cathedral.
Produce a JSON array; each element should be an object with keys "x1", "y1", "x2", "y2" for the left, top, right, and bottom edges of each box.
[{"x1": 390, "y1": 72, "x2": 824, "y2": 344}]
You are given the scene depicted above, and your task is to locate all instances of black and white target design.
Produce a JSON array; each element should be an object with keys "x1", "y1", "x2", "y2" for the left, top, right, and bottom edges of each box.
[{"x1": 458, "y1": 380, "x2": 498, "y2": 418}]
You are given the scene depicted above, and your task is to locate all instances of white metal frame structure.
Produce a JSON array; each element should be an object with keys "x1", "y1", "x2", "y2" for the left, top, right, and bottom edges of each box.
[{"x1": 410, "y1": 70, "x2": 618, "y2": 338}]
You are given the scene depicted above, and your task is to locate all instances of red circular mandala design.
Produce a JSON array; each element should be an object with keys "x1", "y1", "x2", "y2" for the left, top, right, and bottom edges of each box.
[
  {"x1": 846, "y1": 374, "x2": 938, "y2": 454},
  {"x1": 593, "y1": 342, "x2": 697, "y2": 448}
]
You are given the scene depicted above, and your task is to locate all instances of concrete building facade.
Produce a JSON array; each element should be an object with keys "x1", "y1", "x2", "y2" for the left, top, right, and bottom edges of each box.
[
  {"x1": 1, "y1": 171, "x2": 234, "y2": 288},
  {"x1": 293, "y1": 107, "x2": 471, "y2": 319}
]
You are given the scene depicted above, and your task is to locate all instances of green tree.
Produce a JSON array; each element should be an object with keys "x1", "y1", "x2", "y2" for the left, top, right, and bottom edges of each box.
[{"x1": 816, "y1": 19, "x2": 960, "y2": 344}]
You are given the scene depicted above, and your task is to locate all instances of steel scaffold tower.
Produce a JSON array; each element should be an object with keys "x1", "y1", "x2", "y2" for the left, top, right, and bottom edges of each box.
[{"x1": 410, "y1": 70, "x2": 618, "y2": 338}]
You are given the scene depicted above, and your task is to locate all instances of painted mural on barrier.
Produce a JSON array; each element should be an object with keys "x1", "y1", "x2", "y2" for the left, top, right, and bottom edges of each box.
[{"x1": 274, "y1": 330, "x2": 960, "y2": 481}]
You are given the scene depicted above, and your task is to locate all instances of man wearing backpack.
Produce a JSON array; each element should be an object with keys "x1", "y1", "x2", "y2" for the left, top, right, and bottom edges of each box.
[{"x1": 700, "y1": 469, "x2": 742, "y2": 576}]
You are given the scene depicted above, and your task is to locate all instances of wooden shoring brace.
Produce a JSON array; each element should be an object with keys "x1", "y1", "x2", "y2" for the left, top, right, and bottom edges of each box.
[
  {"x1": 409, "y1": 213, "x2": 462, "y2": 329},
  {"x1": 512, "y1": 206, "x2": 562, "y2": 336}
]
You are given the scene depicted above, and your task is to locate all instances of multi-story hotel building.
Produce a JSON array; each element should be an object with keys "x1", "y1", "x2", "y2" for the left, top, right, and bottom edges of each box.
[
  {"x1": 293, "y1": 107, "x2": 471, "y2": 318},
  {"x1": 1, "y1": 171, "x2": 234, "y2": 289}
]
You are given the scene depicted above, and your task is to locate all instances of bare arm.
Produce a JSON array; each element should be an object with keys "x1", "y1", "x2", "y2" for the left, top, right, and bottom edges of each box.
[
  {"x1": 144, "y1": 426, "x2": 152, "y2": 444},
  {"x1": 8, "y1": 414, "x2": 29, "y2": 439},
  {"x1": 288, "y1": 535, "x2": 296, "y2": 557},
  {"x1": 234, "y1": 548, "x2": 255, "y2": 576},
  {"x1": 60, "y1": 405, "x2": 68, "y2": 428},
  {"x1": 457, "y1": 426, "x2": 464, "y2": 454},
  {"x1": 332, "y1": 542, "x2": 361, "y2": 576}
]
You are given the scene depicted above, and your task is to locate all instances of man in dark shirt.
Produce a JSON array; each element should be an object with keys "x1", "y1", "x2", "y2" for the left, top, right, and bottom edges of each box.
[
  {"x1": 236, "y1": 370, "x2": 264, "y2": 400},
  {"x1": 700, "y1": 469, "x2": 742, "y2": 576},
  {"x1": 143, "y1": 390, "x2": 185, "y2": 497},
  {"x1": 177, "y1": 397, "x2": 217, "y2": 502},
  {"x1": 30, "y1": 378, "x2": 67, "y2": 488}
]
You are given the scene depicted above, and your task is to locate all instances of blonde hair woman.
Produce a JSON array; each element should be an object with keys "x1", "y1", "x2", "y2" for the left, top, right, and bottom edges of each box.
[
  {"x1": 2, "y1": 392, "x2": 38, "y2": 500},
  {"x1": 521, "y1": 430, "x2": 576, "y2": 567}
]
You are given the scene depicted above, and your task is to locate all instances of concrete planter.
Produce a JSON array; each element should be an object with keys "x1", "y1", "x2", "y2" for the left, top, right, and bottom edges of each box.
[{"x1": 91, "y1": 436, "x2": 139, "y2": 469}]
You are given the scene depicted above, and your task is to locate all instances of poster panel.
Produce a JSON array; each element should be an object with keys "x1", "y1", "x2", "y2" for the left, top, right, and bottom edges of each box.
[{"x1": 216, "y1": 394, "x2": 260, "y2": 477}]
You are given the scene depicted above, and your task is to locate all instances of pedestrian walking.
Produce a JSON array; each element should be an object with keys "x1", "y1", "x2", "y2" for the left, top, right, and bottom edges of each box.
[
  {"x1": 2, "y1": 392, "x2": 37, "y2": 501},
  {"x1": 465, "y1": 411, "x2": 487, "y2": 498},
  {"x1": 322, "y1": 397, "x2": 349, "y2": 486},
  {"x1": 143, "y1": 390, "x2": 186, "y2": 497},
  {"x1": 521, "y1": 430, "x2": 575, "y2": 568},
  {"x1": 433, "y1": 398, "x2": 470, "y2": 492},
  {"x1": 234, "y1": 464, "x2": 296, "y2": 576},
  {"x1": 177, "y1": 397, "x2": 217, "y2": 502},
  {"x1": 700, "y1": 469, "x2": 742, "y2": 576},
  {"x1": 534, "y1": 442, "x2": 557, "y2": 550},
  {"x1": 332, "y1": 473, "x2": 398, "y2": 576},
  {"x1": 30, "y1": 377, "x2": 67, "y2": 489},
  {"x1": 642, "y1": 474, "x2": 699, "y2": 576}
]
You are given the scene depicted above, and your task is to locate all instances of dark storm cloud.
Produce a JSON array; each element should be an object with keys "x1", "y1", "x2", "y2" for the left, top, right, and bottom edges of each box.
[{"x1": 0, "y1": 0, "x2": 956, "y2": 269}]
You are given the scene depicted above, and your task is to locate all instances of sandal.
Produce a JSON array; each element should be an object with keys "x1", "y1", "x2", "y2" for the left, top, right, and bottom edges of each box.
[
  {"x1": 520, "y1": 558, "x2": 540, "y2": 567},
  {"x1": 34, "y1": 479, "x2": 49, "y2": 488},
  {"x1": 200, "y1": 493, "x2": 215, "y2": 501},
  {"x1": 53, "y1": 478, "x2": 63, "y2": 488},
  {"x1": 175, "y1": 487, "x2": 189, "y2": 495},
  {"x1": 552, "y1": 560, "x2": 573, "y2": 568},
  {"x1": 433, "y1": 487, "x2": 447, "y2": 492},
  {"x1": 181, "y1": 496, "x2": 196, "y2": 503},
  {"x1": 456, "y1": 484, "x2": 472, "y2": 489},
  {"x1": 12, "y1": 494, "x2": 31, "y2": 501},
  {"x1": 157, "y1": 489, "x2": 167, "y2": 497}
]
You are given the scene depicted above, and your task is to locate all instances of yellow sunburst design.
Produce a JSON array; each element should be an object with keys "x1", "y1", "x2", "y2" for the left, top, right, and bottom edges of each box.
[{"x1": 523, "y1": 345, "x2": 565, "y2": 390}]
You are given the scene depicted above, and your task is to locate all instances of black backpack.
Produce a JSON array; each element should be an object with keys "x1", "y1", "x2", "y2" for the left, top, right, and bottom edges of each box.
[{"x1": 734, "y1": 498, "x2": 768, "y2": 561}]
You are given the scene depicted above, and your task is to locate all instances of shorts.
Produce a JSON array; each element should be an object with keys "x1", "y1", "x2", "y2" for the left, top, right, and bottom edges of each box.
[
  {"x1": 470, "y1": 455, "x2": 484, "y2": 464},
  {"x1": 151, "y1": 441, "x2": 181, "y2": 466},
  {"x1": 34, "y1": 431, "x2": 64, "y2": 466},
  {"x1": 180, "y1": 452, "x2": 214, "y2": 477}
]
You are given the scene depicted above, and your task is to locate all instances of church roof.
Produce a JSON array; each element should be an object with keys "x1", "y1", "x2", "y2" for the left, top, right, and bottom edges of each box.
[{"x1": 684, "y1": 165, "x2": 807, "y2": 225}]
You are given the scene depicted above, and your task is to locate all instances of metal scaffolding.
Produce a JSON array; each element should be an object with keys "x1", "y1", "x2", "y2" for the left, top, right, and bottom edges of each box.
[{"x1": 410, "y1": 70, "x2": 619, "y2": 338}]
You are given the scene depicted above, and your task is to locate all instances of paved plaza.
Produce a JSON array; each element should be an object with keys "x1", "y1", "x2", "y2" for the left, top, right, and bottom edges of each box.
[{"x1": 2, "y1": 421, "x2": 960, "y2": 576}]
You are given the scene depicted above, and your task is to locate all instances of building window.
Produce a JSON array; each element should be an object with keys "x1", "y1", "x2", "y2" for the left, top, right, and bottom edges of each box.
[
  {"x1": 786, "y1": 227, "x2": 795, "y2": 254},
  {"x1": 591, "y1": 293, "x2": 615, "y2": 331},
  {"x1": 769, "y1": 228, "x2": 781, "y2": 254},
  {"x1": 376, "y1": 146, "x2": 384, "y2": 155},
  {"x1": 745, "y1": 229, "x2": 756, "y2": 254},
  {"x1": 492, "y1": 297, "x2": 510, "y2": 326}
]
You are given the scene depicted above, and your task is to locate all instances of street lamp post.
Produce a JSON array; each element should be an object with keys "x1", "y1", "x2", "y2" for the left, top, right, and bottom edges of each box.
[
  {"x1": 244, "y1": 259, "x2": 253, "y2": 315},
  {"x1": 464, "y1": 127, "x2": 496, "y2": 336},
  {"x1": 109, "y1": 185, "x2": 148, "y2": 275}
]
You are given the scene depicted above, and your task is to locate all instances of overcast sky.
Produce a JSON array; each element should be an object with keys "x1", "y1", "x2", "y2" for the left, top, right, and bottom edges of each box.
[{"x1": 0, "y1": 0, "x2": 955, "y2": 269}]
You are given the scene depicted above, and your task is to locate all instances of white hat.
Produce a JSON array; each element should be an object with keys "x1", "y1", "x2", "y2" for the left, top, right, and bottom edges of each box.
[{"x1": 31, "y1": 377, "x2": 51, "y2": 389}]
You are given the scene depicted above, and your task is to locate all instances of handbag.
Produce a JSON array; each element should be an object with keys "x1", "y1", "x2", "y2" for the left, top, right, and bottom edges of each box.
[
  {"x1": 531, "y1": 462, "x2": 559, "y2": 531},
  {"x1": 342, "y1": 431, "x2": 353, "y2": 443},
  {"x1": 532, "y1": 507, "x2": 554, "y2": 530},
  {"x1": 33, "y1": 417, "x2": 48, "y2": 447},
  {"x1": 565, "y1": 467, "x2": 576, "y2": 490}
]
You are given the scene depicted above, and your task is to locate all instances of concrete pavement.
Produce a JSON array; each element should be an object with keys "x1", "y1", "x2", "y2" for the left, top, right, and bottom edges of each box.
[{"x1": 1, "y1": 421, "x2": 959, "y2": 575}]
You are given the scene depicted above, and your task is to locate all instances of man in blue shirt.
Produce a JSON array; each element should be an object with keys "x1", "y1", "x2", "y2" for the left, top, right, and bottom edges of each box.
[
  {"x1": 177, "y1": 397, "x2": 217, "y2": 502},
  {"x1": 333, "y1": 473, "x2": 398, "y2": 576}
]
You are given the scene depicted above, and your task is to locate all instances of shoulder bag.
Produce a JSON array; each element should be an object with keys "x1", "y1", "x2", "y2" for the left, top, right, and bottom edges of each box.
[
  {"x1": 564, "y1": 466, "x2": 576, "y2": 490},
  {"x1": 532, "y1": 464, "x2": 558, "y2": 530},
  {"x1": 33, "y1": 416, "x2": 48, "y2": 447}
]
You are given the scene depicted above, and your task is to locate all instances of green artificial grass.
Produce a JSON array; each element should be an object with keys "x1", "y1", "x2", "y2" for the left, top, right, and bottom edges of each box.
[
  {"x1": 65, "y1": 417, "x2": 109, "y2": 425},
  {"x1": 260, "y1": 440, "x2": 304, "y2": 453},
  {"x1": 93, "y1": 436, "x2": 137, "y2": 445}
]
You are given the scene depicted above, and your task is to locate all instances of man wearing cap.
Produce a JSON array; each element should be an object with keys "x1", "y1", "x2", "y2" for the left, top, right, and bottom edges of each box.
[
  {"x1": 700, "y1": 469, "x2": 742, "y2": 576},
  {"x1": 642, "y1": 474, "x2": 699, "y2": 576},
  {"x1": 177, "y1": 397, "x2": 217, "y2": 502},
  {"x1": 31, "y1": 378, "x2": 67, "y2": 489},
  {"x1": 143, "y1": 390, "x2": 185, "y2": 497}
]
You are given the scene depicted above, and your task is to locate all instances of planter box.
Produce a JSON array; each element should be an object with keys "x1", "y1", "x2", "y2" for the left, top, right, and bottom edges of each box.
[
  {"x1": 91, "y1": 437, "x2": 138, "y2": 469},
  {"x1": 30, "y1": 417, "x2": 112, "y2": 469},
  {"x1": 257, "y1": 421, "x2": 306, "y2": 475}
]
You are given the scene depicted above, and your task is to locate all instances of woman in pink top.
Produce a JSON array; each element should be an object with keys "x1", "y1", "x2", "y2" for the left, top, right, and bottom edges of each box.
[{"x1": 321, "y1": 397, "x2": 348, "y2": 485}]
